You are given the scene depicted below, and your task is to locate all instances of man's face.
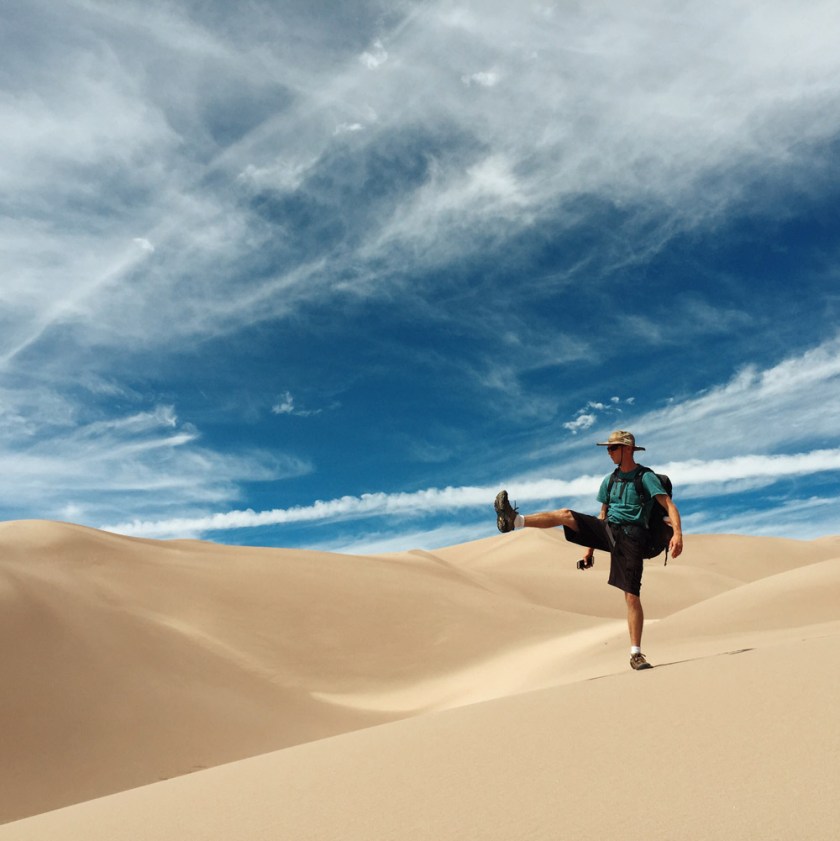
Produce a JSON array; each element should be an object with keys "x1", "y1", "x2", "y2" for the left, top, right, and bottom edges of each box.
[{"x1": 608, "y1": 444, "x2": 624, "y2": 463}]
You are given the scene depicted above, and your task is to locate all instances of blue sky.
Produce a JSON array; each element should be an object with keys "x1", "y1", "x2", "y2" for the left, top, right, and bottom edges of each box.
[{"x1": 3, "y1": 0, "x2": 840, "y2": 552}]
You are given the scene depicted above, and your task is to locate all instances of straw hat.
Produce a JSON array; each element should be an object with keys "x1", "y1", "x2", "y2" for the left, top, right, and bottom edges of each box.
[{"x1": 596, "y1": 430, "x2": 645, "y2": 451}]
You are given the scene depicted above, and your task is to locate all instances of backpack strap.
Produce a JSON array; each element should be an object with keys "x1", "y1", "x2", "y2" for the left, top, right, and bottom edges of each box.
[
  {"x1": 634, "y1": 466, "x2": 653, "y2": 507},
  {"x1": 633, "y1": 465, "x2": 653, "y2": 527},
  {"x1": 605, "y1": 467, "x2": 620, "y2": 516}
]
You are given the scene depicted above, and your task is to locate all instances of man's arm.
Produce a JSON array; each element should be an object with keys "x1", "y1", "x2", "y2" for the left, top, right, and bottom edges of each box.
[{"x1": 655, "y1": 494, "x2": 683, "y2": 559}]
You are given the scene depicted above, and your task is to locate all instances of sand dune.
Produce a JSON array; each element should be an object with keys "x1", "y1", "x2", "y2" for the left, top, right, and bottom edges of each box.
[{"x1": 1, "y1": 520, "x2": 839, "y2": 837}]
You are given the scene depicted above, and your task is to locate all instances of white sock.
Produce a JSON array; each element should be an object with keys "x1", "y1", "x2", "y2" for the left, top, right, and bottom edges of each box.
[
  {"x1": 514, "y1": 514, "x2": 525, "y2": 529},
  {"x1": 630, "y1": 645, "x2": 641, "y2": 655}
]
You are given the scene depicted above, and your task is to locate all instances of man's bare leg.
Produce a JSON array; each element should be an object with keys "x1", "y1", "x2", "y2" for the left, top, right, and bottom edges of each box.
[
  {"x1": 522, "y1": 508, "x2": 579, "y2": 530},
  {"x1": 495, "y1": 492, "x2": 582, "y2": 535},
  {"x1": 626, "y1": 592, "x2": 643, "y2": 648}
]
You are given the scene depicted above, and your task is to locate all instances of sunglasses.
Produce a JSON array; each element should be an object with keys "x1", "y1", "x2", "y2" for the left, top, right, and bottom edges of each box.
[{"x1": 607, "y1": 444, "x2": 624, "y2": 452}]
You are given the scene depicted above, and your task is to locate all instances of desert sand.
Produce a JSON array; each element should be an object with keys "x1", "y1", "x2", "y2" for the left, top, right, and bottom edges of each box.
[{"x1": 1, "y1": 519, "x2": 839, "y2": 839}]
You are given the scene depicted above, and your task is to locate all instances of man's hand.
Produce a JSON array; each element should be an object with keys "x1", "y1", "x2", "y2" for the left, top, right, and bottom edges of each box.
[
  {"x1": 659, "y1": 495, "x2": 684, "y2": 560},
  {"x1": 577, "y1": 550, "x2": 595, "y2": 570},
  {"x1": 669, "y1": 532, "x2": 683, "y2": 559}
]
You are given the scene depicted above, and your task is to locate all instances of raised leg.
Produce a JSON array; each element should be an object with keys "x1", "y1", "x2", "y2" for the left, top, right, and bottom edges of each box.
[{"x1": 523, "y1": 508, "x2": 579, "y2": 530}]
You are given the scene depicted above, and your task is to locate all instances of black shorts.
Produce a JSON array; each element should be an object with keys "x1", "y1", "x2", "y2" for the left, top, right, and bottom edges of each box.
[{"x1": 562, "y1": 511, "x2": 646, "y2": 596}]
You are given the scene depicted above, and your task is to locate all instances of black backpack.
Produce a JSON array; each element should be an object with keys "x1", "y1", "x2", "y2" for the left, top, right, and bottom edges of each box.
[{"x1": 605, "y1": 466, "x2": 674, "y2": 564}]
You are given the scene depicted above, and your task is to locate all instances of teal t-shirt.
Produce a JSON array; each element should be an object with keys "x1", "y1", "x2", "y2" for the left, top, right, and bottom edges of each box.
[{"x1": 597, "y1": 467, "x2": 666, "y2": 526}]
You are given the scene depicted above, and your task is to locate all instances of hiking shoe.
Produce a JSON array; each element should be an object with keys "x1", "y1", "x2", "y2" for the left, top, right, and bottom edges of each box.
[
  {"x1": 630, "y1": 652, "x2": 653, "y2": 671},
  {"x1": 494, "y1": 490, "x2": 518, "y2": 533}
]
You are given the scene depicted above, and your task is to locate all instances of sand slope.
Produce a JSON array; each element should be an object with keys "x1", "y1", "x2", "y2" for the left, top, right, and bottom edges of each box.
[
  {"x1": 5, "y1": 637, "x2": 839, "y2": 841},
  {"x1": 1, "y1": 520, "x2": 839, "y2": 837}
]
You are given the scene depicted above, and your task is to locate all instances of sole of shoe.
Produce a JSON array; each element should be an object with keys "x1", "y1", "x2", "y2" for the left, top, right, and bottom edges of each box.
[{"x1": 494, "y1": 490, "x2": 515, "y2": 533}]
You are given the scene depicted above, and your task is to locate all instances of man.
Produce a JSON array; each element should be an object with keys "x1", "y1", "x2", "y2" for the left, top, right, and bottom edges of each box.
[{"x1": 494, "y1": 430, "x2": 683, "y2": 670}]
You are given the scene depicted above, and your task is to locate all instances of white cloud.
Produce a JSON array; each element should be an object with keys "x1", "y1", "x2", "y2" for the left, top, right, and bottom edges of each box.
[
  {"x1": 60, "y1": 503, "x2": 86, "y2": 522},
  {"x1": 272, "y1": 392, "x2": 296, "y2": 415},
  {"x1": 102, "y1": 447, "x2": 840, "y2": 540},
  {"x1": 366, "y1": 154, "x2": 532, "y2": 260},
  {"x1": 660, "y1": 450, "x2": 840, "y2": 488},
  {"x1": 563, "y1": 397, "x2": 635, "y2": 434},
  {"x1": 334, "y1": 122, "x2": 365, "y2": 135},
  {"x1": 271, "y1": 391, "x2": 323, "y2": 418},
  {"x1": 133, "y1": 237, "x2": 155, "y2": 253},
  {"x1": 462, "y1": 70, "x2": 500, "y2": 88},
  {"x1": 237, "y1": 161, "x2": 312, "y2": 192},
  {"x1": 563, "y1": 413, "x2": 596, "y2": 434},
  {"x1": 360, "y1": 39, "x2": 388, "y2": 69},
  {"x1": 102, "y1": 484, "x2": 496, "y2": 539}
]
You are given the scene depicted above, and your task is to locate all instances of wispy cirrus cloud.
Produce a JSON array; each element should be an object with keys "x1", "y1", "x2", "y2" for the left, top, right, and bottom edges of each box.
[
  {"x1": 9, "y1": 0, "x2": 840, "y2": 362},
  {"x1": 630, "y1": 336, "x2": 840, "y2": 461},
  {"x1": 0, "y1": 398, "x2": 310, "y2": 524},
  {"x1": 685, "y1": 496, "x2": 838, "y2": 538}
]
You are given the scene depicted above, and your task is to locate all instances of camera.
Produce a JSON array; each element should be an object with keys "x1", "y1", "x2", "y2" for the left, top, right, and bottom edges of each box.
[{"x1": 576, "y1": 556, "x2": 594, "y2": 570}]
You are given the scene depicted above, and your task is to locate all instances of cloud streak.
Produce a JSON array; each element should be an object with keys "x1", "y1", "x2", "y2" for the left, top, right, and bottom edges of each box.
[{"x1": 104, "y1": 447, "x2": 840, "y2": 540}]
